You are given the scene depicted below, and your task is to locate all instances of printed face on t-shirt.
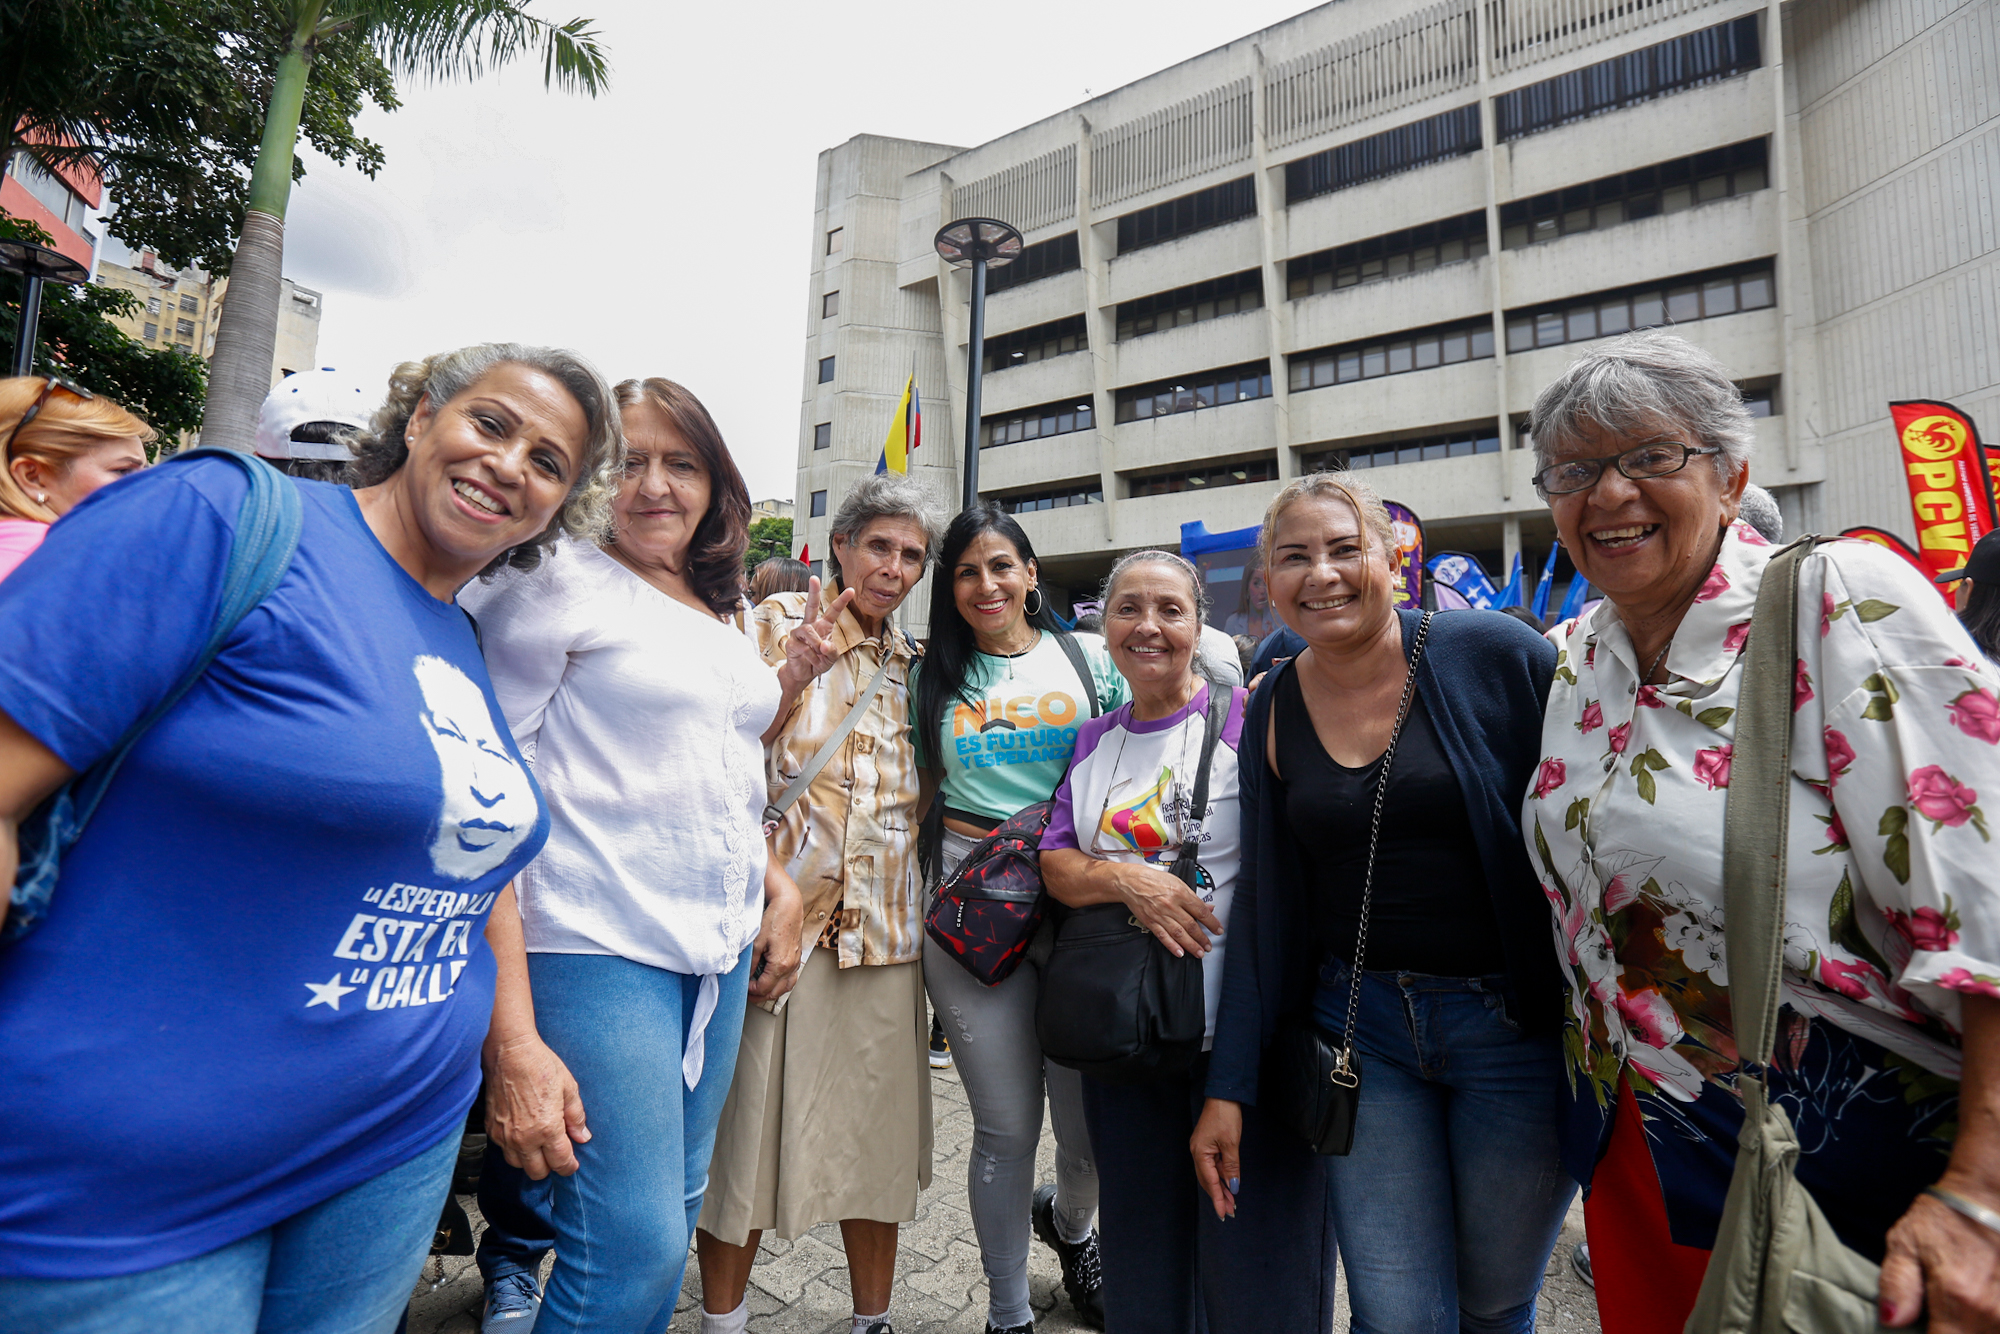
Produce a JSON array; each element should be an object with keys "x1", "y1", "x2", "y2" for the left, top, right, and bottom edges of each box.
[{"x1": 413, "y1": 655, "x2": 536, "y2": 881}]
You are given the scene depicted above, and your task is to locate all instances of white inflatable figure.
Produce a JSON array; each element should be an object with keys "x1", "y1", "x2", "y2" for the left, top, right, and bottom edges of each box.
[{"x1": 413, "y1": 654, "x2": 536, "y2": 881}]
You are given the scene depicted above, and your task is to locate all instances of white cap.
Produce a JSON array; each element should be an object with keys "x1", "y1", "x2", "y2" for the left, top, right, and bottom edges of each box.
[{"x1": 255, "y1": 368, "x2": 373, "y2": 461}]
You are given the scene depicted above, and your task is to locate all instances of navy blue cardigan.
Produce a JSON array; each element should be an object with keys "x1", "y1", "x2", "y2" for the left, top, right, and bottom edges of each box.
[{"x1": 1205, "y1": 608, "x2": 1562, "y2": 1106}]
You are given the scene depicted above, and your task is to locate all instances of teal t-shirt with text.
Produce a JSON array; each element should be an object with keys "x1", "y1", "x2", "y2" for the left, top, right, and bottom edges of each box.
[{"x1": 914, "y1": 631, "x2": 1128, "y2": 824}]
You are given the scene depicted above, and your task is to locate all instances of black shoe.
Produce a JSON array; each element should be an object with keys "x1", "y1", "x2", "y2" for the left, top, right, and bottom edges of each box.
[
  {"x1": 1570, "y1": 1241, "x2": 1594, "y2": 1289},
  {"x1": 986, "y1": 1323, "x2": 1034, "y2": 1334},
  {"x1": 929, "y1": 1014, "x2": 952, "y2": 1070},
  {"x1": 1031, "y1": 1182, "x2": 1104, "y2": 1330},
  {"x1": 864, "y1": 1323, "x2": 894, "y2": 1334}
]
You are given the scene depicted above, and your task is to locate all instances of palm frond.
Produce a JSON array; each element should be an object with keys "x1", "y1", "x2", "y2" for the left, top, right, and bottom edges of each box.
[{"x1": 327, "y1": 0, "x2": 609, "y2": 96}]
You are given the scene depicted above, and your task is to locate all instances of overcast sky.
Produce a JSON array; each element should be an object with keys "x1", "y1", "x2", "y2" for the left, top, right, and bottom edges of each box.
[{"x1": 270, "y1": 0, "x2": 1315, "y2": 504}]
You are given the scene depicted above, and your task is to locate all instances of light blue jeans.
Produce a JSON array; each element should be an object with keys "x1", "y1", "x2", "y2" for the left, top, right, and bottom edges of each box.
[
  {"x1": 1311, "y1": 960, "x2": 1575, "y2": 1334},
  {"x1": 0, "y1": 1128, "x2": 458, "y2": 1334},
  {"x1": 529, "y1": 948, "x2": 752, "y2": 1334}
]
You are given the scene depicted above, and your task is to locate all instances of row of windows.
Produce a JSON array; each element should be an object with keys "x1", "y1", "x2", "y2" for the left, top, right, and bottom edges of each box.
[
  {"x1": 1115, "y1": 361, "x2": 1273, "y2": 423},
  {"x1": 984, "y1": 314, "x2": 1087, "y2": 374},
  {"x1": 982, "y1": 398, "x2": 1095, "y2": 449},
  {"x1": 1287, "y1": 211, "x2": 1488, "y2": 299},
  {"x1": 1285, "y1": 104, "x2": 1483, "y2": 205},
  {"x1": 1302, "y1": 428, "x2": 1502, "y2": 474},
  {"x1": 1500, "y1": 140, "x2": 1768, "y2": 249},
  {"x1": 985, "y1": 232, "x2": 1080, "y2": 295},
  {"x1": 1115, "y1": 270, "x2": 1263, "y2": 342},
  {"x1": 1504, "y1": 263, "x2": 1773, "y2": 352},
  {"x1": 1001, "y1": 484, "x2": 1103, "y2": 514},
  {"x1": 1128, "y1": 457, "x2": 1277, "y2": 498},
  {"x1": 1289, "y1": 318, "x2": 1496, "y2": 392},
  {"x1": 1116, "y1": 176, "x2": 1257, "y2": 255},
  {"x1": 1496, "y1": 16, "x2": 1761, "y2": 142}
]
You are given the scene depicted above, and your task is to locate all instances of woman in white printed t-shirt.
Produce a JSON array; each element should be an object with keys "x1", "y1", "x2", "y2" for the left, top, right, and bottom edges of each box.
[
  {"x1": 1039, "y1": 550, "x2": 1336, "y2": 1334},
  {"x1": 460, "y1": 378, "x2": 817, "y2": 1334}
]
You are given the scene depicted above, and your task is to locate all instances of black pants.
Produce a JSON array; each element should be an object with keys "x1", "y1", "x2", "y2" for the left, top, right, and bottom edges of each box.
[{"x1": 1080, "y1": 1055, "x2": 1339, "y2": 1334}]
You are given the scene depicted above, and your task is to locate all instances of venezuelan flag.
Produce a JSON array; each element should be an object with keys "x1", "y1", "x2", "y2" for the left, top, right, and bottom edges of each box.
[{"x1": 875, "y1": 372, "x2": 920, "y2": 474}]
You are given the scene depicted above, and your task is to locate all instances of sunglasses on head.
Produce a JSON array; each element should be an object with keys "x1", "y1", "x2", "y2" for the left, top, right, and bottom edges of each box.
[{"x1": 4, "y1": 376, "x2": 95, "y2": 460}]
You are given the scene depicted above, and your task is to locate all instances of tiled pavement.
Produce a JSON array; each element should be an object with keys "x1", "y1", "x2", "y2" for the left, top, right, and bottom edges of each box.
[{"x1": 407, "y1": 1054, "x2": 1601, "y2": 1334}]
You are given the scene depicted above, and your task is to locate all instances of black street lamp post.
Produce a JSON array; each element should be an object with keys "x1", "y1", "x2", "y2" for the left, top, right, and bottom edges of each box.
[
  {"x1": 934, "y1": 218, "x2": 1023, "y2": 512},
  {"x1": 0, "y1": 239, "x2": 91, "y2": 377}
]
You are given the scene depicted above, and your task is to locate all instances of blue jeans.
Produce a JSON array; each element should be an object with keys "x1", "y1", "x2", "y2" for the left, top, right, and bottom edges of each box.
[
  {"x1": 1081, "y1": 1054, "x2": 1339, "y2": 1334},
  {"x1": 525, "y1": 949, "x2": 752, "y2": 1334},
  {"x1": 1311, "y1": 961, "x2": 1574, "y2": 1334},
  {"x1": 0, "y1": 1129, "x2": 458, "y2": 1334}
]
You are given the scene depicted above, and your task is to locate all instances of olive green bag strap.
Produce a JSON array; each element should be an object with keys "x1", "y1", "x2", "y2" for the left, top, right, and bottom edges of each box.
[{"x1": 1686, "y1": 534, "x2": 1896, "y2": 1334}]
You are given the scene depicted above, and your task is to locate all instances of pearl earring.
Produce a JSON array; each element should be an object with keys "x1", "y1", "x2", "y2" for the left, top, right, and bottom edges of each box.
[{"x1": 36, "y1": 493, "x2": 48, "y2": 504}]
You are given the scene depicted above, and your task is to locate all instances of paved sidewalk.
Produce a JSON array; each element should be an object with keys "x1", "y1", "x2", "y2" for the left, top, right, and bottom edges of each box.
[{"x1": 407, "y1": 1057, "x2": 1601, "y2": 1333}]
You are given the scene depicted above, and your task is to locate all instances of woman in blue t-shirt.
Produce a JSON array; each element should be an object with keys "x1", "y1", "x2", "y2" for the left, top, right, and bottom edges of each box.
[
  {"x1": 0, "y1": 342, "x2": 623, "y2": 1334},
  {"x1": 912, "y1": 503, "x2": 1126, "y2": 1334}
]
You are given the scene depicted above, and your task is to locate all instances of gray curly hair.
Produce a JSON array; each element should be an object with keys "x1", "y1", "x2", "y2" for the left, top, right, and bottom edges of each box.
[
  {"x1": 1526, "y1": 329, "x2": 1754, "y2": 483},
  {"x1": 348, "y1": 343, "x2": 624, "y2": 575},
  {"x1": 1101, "y1": 549, "x2": 1210, "y2": 621},
  {"x1": 826, "y1": 472, "x2": 945, "y2": 587}
]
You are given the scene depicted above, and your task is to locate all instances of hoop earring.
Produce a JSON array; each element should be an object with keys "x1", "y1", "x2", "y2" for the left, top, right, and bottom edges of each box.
[{"x1": 1025, "y1": 586, "x2": 1044, "y2": 617}]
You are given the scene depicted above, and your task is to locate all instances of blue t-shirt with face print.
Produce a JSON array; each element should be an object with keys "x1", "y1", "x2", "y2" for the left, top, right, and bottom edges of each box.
[{"x1": 0, "y1": 457, "x2": 549, "y2": 1279}]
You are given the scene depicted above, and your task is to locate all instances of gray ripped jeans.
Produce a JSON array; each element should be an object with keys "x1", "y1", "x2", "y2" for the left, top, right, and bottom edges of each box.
[{"x1": 925, "y1": 828, "x2": 1098, "y2": 1329}]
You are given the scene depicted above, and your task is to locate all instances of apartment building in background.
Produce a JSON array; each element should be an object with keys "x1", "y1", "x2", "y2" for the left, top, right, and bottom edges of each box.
[
  {"x1": 795, "y1": 0, "x2": 2000, "y2": 628},
  {"x1": 96, "y1": 253, "x2": 323, "y2": 389},
  {"x1": 3, "y1": 145, "x2": 102, "y2": 270}
]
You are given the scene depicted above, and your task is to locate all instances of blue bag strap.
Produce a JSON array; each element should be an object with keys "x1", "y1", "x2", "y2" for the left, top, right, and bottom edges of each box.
[{"x1": 66, "y1": 448, "x2": 303, "y2": 829}]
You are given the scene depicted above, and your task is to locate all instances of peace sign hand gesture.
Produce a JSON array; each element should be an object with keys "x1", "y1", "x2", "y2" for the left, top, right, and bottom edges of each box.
[{"x1": 778, "y1": 576, "x2": 857, "y2": 692}]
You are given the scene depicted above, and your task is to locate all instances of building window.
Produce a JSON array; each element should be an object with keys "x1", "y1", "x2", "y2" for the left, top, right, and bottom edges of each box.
[
  {"x1": 1116, "y1": 270, "x2": 1263, "y2": 342},
  {"x1": 1129, "y1": 456, "x2": 1278, "y2": 498},
  {"x1": 1285, "y1": 105, "x2": 1482, "y2": 205},
  {"x1": 826, "y1": 227, "x2": 843, "y2": 255},
  {"x1": 177, "y1": 318, "x2": 196, "y2": 337},
  {"x1": 142, "y1": 322, "x2": 157, "y2": 341},
  {"x1": 1504, "y1": 262, "x2": 1775, "y2": 353},
  {"x1": 822, "y1": 291, "x2": 839, "y2": 319},
  {"x1": 146, "y1": 295, "x2": 161, "y2": 314},
  {"x1": 1302, "y1": 426, "x2": 1501, "y2": 473},
  {"x1": 1289, "y1": 318, "x2": 1496, "y2": 392},
  {"x1": 1501, "y1": 140, "x2": 1768, "y2": 249},
  {"x1": 818, "y1": 356, "x2": 836, "y2": 384},
  {"x1": 7, "y1": 150, "x2": 83, "y2": 228},
  {"x1": 983, "y1": 397, "x2": 1095, "y2": 448},
  {"x1": 1742, "y1": 382, "x2": 1778, "y2": 417},
  {"x1": 1288, "y1": 212, "x2": 1488, "y2": 298},
  {"x1": 985, "y1": 232, "x2": 1080, "y2": 294},
  {"x1": 179, "y1": 294, "x2": 198, "y2": 312},
  {"x1": 1496, "y1": 16, "x2": 1761, "y2": 142},
  {"x1": 813, "y1": 422, "x2": 832, "y2": 450},
  {"x1": 1115, "y1": 361, "x2": 1273, "y2": 423},
  {"x1": 984, "y1": 314, "x2": 1087, "y2": 374},
  {"x1": 1001, "y1": 483, "x2": 1104, "y2": 514},
  {"x1": 810, "y1": 490, "x2": 827, "y2": 518},
  {"x1": 1115, "y1": 176, "x2": 1257, "y2": 255}
]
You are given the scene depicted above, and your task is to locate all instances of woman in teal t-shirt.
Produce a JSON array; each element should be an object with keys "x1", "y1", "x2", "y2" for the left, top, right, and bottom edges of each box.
[{"x1": 912, "y1": 504, "x2": 1124, "y2": 1334}]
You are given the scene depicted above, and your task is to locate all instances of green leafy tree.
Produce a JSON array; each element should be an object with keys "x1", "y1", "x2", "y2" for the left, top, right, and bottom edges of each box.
[
  {"x1": 0, "y1": 215, "x2": 207, "y2": 441},
  {"x1": 745, "y1": 516, "x2": 793, "y2": 574},
  {"x1": 200, "y1": 2, "x2": 609, "y2": 452}
]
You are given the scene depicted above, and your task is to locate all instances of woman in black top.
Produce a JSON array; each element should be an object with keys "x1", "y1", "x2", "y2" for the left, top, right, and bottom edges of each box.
[{"x1": 1192, "y1": 472, "x2": 1574, "y2": 1334}]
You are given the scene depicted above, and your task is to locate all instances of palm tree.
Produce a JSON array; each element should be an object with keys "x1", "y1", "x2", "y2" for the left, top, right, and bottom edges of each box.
[{"x1": 200, "y1": 1, "x2": 607, "y2": 450}]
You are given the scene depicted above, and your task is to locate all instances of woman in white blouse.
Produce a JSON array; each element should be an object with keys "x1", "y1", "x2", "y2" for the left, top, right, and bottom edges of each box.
[
  {"x1": 460, "y1": 378, "x2": 808, "y2": 1334},
  {"x1": 1523, "y1": 331, "x2": 2000, "y2": 1334}
]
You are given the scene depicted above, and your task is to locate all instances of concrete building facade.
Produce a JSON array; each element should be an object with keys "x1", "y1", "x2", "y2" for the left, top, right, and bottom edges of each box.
[
  {"x1": 795, "y1": 0, "x2": 2000, "y2": 627},
  {"x1": 97, "y1": 255, "x2": 324, "y2": 388}
]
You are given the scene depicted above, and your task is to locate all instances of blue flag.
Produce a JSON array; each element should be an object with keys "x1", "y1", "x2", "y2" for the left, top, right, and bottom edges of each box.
[
  {"x1": 1557, "y1": 569, "x2": 1594, "y2": 622},
  {"x1": 1530, "y1": 542, "x2": 1561, "y2": 620},
  {"x1": 1426, "y1": 552, "x2": 1500, "y2": 609},
  {"x1": 1496, "y1": 553, "x2": 1524, "y2": 608}
]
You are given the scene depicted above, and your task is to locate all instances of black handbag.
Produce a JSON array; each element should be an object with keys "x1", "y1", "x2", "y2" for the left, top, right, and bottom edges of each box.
[
  {"x1": 1037, "y1": 685, "x2": 1230, "y2": 1085},
  {"x1": 1266, "y1": 612, "x2": 1432, "y2": 1155}
]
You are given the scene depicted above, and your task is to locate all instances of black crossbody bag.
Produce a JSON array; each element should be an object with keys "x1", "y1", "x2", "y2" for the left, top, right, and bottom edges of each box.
[
  {"x1": 1267, "y1": 612, "x2": 1432, "y2": 1154},
  {"x1": 1036, "y1": 683, "x2": 1230, "y2": 1085}
]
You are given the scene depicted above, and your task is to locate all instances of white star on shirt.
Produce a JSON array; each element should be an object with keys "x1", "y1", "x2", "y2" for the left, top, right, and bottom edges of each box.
[{"x1": 305, "y1": 974, "x2": 358, "y2": 1011}]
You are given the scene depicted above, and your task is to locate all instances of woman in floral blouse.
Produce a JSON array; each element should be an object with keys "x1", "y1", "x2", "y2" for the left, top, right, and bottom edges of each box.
[{"x1": 1524, "y1": 330, "x2": 2000, "y2": 1334}]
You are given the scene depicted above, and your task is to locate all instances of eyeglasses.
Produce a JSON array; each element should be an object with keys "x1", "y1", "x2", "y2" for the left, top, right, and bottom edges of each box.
[
  {"x1": 1532, "y1": 440, "x2": 1722, "y2": 497},
  {"x1": 4, "y1": 376, "x2": 94, "y2": 460}
]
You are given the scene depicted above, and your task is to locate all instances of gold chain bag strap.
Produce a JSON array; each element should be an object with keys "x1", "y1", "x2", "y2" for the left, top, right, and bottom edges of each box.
[{"x1": 1684, "y1": 534, "x2": 1895, "y2": 1334}]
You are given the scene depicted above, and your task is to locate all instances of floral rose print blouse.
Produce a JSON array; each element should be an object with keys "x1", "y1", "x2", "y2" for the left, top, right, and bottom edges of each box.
[{"x1": 1527, "y1": 521, "x2": 2000, "y2": 1110}]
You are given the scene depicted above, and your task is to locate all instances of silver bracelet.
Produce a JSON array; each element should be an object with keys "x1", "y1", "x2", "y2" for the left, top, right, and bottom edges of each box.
[{"x1": 1925, "y1": 1186, "x2": 2000, "y2": 1238}]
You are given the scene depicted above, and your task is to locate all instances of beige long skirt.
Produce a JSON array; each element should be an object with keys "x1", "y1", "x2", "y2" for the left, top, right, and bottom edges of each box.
[{"x1": 697, "y1": 948, "x2": 932, "y2": 1245}]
